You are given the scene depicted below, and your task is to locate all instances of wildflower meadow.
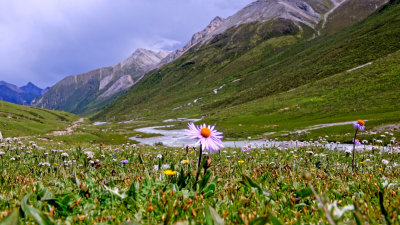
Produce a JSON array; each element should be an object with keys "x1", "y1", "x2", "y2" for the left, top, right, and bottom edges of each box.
[{"x1": 0, "y1": 121, "x2": 400, "y2": 224}]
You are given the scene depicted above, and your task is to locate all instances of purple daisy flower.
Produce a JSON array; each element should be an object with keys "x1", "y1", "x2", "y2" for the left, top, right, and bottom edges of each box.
[
  {"x1": 353, "y1": 139, "x2": 361, "y2": 145},
  {"x1": 120, "y1": 158, "x2": 128, "y2": 164},
  {"x1": 185, "y1": 123, "x2": 224, "y2": 154},
  {"x1": 353, "y1": 120, "x2": 365, "y2": 131}
]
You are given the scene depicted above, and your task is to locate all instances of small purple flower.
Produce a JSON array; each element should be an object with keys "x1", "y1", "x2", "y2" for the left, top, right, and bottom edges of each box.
[
  {"x1": 120, "y1": 158, "x2": 128, "y2": 164},
  {"x1": 353, "y1": 120, "x2": 365, "y2": 131},
  {"x1": 241, "y1": 145, "x2": 252, "y2": 152},
  {"x1": 112, "y1": 153, "x2": 116, "y2": 157},
  {"x1": 353, "y1": 139, "x2": 361, "y2": 145}
]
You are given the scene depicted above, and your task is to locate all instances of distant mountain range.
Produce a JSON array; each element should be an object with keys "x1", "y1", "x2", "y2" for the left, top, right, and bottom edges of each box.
[
  {"x1": 33, "y1": 49, "x2": 169, "y2": 114},
  {"x1": 0, "y1": 81, "x2": 48, "y2": 105}
]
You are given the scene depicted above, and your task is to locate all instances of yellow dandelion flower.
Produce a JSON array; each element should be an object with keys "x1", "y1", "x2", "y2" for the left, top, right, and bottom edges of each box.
[
  {"x1": 332, "y1": 168, "x2": 336, "y2": 171},
  {"x1": 360, "y1": 161, "x2": 366, "y2": 164},
  {"x1": 54, "y1": 163, "x2": 58, "y2": 166},
  {"x1": 238, "y1": 160, "x2": 245, "y2": 164},
  {"x1": 311, "y1": 168, "x2": 317, "y2": 172},
  {"x1": 182, "y1": 160, "x2": 189, "y2": 164},
  {"x1": 226, "y1": 159, "x2": 229, "y2": 162},
  {"x1": 294, "y1": 155, "x2": 298, "y2": 158},
  {"x1": 274, "y1": 153, "x2": 279, "y2": 156},
  {"x1": 379, "y1": 168, "x2": 383, "y2": 171},
  {"x1": 163, "y1": 170, "x2": 177, "y2": 176}
]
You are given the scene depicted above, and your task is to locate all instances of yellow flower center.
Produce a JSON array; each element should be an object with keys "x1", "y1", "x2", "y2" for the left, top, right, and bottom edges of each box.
[
  {"x1": 200, "y1": 128, "x2": 211, "y2": 138},
  {"x1": 238, "y1": 160, "x2": 244, "y2": 163},
  {"x1": 358, "y1": 120, "x2": 365, "y2": 125}
]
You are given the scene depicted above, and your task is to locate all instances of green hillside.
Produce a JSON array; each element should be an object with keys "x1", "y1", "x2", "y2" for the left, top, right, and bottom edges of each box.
[
  {"x1": 94, "y1": 0, "x2": 400, "y2": 139},
  {"x1": 0, "y1": 101, "x2": 78, "y2": 137}
]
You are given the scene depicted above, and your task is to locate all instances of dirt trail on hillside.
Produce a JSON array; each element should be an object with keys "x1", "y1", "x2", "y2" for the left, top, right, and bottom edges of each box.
[{"x1": 48, "y1": 118, "x2": 84, "y2": 136}]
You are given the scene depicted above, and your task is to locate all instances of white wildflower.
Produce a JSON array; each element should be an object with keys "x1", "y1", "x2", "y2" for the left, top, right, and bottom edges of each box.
[
  {"x1": 84, "y1": 151, "x2": 95, "y2": 159},
  {"x1": 161, "y1": 164, "x2": 170, "y2": 169},
  {"x1": 326, "y1": 201, "x2": 354, "y2": 218}
]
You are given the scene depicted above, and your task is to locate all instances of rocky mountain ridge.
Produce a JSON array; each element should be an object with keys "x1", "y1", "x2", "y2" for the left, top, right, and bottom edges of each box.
[
  {"x1": 33, "y1": 48, "x2": 168, "y2": 114},
  {"x1": 160, "y1": 0, "x2": 328, "y2": 66},
  {"x1": 159, "y1": 0, "x2": 388, "y2": 66}
]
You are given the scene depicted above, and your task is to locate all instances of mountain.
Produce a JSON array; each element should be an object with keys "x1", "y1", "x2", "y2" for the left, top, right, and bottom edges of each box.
[
  {"x1": 33, "y1": 48, "x2": 169, "y2": 114},
  {"x1": 0, "y1": 81, "x2": 46, "y2": 105},
  {"x1": 159, "y1": 0, "x2": 388, "y2": 66},
  {"x1": 159, "y1": 0, "x2": 327, "y2": 66},
  {"x1": 93, "y1": 0, "x2": 400, "y2": 139}
]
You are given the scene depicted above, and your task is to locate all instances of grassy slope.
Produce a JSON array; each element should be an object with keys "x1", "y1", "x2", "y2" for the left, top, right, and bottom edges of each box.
[
  {"x1": 94, "y1": 1, "x2": 400, "y2": 139},
  {"x1": 208, "y1": 49, "x2": 400, "y2": 140},
  {"x1": 0, "y1": 101, "x2": 78, "y2": 137}
]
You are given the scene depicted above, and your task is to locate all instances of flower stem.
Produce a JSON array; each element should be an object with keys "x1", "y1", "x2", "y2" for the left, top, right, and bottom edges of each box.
[
  {"x1": 194, "y1": 144, "x2": 203, "y2": 187},
  {"x1": 308, "y1": 182, "x2": 336, "y2": 225},
  {"x1": 352, "y1": 128, "x2": 358, "y2": 171}
]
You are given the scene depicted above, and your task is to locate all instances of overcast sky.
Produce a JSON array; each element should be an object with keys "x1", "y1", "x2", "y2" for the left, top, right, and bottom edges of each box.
[{"x1": 0, "y1": 0, "x2": 253, "y2": 88}]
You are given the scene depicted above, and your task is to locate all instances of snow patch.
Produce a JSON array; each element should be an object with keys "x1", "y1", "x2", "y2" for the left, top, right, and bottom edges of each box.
[
  {"x1": 93, "y1": 122, "x2": 111, "y2": 126},
  {"x1": 213, "y1": 84, "x2": 225, "y2": 94},
  {"x1": 347, "y1": 62, "x2": 372, "y2": 72}
]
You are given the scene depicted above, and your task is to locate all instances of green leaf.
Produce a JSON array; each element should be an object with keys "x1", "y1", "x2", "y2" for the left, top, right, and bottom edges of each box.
[
  {"x1": 200, "y1": 170, "x2": 212, "y2": 191},
  {"x1": 203, "y1": 183, "x2": 216, "y2": 193},
  {"x1": 127, "y1": 182, "x2": 137, "y2": 200},
  {"x1": 21, "y1": 194, "x2": 54, "y2": 225},
  {"x1": 296, "y1": 188, "x2": 312, "y2": 198},
  {"x1": 269, "y1": 211, "x2": 282, "y2": 225},
  {"x1": 0, "y1": 209, "x2": 20, "y2": 225},
  {"x1": 249, "y1": 211, "x2": 282, "y2": 225},
  {"x1": 205, "y1": 206, "x2": 225, "y2": 225},
  {"x1": 121, "y1": 221, "x2": 140, "y2": 225},
  {"x1": 241, "y1": 174, "x2": 263, "y2": 194},
  {"x1": 249, "y1": 217, "x2": 269, "y2": 225},
  {"x1": 138, "y1": 154, "x2": 143, "y2": 164},
  {"x1": 24, "y1": 206, "x2": 54, "y2": 225}
]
